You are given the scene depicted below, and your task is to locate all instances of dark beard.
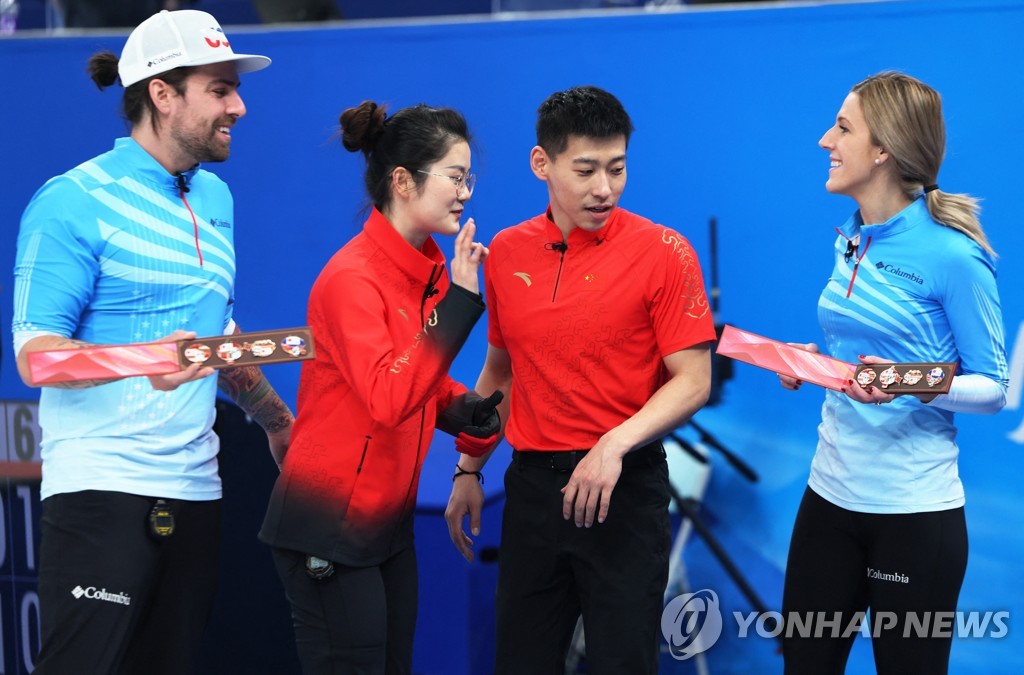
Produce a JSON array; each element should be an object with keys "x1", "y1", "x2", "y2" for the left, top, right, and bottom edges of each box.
[{"x1": 171, "y1": 124, "x2": 230, "y2": 164}]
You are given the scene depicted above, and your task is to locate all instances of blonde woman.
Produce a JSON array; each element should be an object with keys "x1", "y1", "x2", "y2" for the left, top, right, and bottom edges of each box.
[{"x1": 779, "y1": 72, "x2": 1008, "y2": 674}]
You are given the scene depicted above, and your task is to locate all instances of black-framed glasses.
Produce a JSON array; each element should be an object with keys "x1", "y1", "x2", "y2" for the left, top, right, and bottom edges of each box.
[{"x1": 416, "y1": 170, "x2": 477, "y2": 195}]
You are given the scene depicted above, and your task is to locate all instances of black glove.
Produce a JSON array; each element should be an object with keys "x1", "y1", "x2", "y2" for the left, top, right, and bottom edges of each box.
[{"x1": 437, "y1": 390, "x2": 503, "y2": 438}]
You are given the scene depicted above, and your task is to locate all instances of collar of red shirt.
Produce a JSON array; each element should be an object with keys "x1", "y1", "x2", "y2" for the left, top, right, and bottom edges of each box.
[
  {"x1": 363, "y1": 207, "x2": 446, "y2": 281},
  {"x1": 544, "y1": 206, "x2": 623, "y2": 247}
]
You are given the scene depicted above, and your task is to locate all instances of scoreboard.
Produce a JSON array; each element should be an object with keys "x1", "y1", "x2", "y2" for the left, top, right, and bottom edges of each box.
[{"x1": 0, "y1": 401, "x2": 42, "y2": 674}]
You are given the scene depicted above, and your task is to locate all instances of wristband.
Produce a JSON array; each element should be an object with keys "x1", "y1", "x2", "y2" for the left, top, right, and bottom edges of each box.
[
  {"x1": 455, "y1": 430, "x2": 499, "y2": 458},
  {"x1": 453, "y1": 465, "x2": 484, "y2": 484}
]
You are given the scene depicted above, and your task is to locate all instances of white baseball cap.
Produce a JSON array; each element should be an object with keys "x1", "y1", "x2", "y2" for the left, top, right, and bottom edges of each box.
[{"x1": 118, "y1": 10, "x2": 271, "y2": 88}]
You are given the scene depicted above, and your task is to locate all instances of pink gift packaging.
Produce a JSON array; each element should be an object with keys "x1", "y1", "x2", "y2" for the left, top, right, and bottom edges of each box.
[
  {"x1": 27, "y1": 327, "x2": 315, "y2": 386},
  {"x1": 27, "y1": 342, "x2": 180, "y2": 385},
  {"x1": 715, "y1": 325, "x2": 857, "y2": 392}
]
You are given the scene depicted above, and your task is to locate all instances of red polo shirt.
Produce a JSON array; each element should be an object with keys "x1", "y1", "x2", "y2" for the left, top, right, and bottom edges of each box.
[{"x1": 485, "y1": 207, "x2": 716, "y2": 451}]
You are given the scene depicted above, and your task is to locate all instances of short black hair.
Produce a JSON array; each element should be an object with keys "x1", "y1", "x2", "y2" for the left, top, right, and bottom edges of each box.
[{"x1": 536, "y1": 86, "x2": 633, "y2": 157}]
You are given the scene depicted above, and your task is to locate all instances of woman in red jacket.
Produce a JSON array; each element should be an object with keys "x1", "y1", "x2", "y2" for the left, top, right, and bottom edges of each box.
[{"x1": 260, "y1": 101, "x2": 497, "y2": 674}]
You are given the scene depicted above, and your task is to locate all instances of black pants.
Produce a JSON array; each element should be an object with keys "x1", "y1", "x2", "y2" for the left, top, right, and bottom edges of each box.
[
  {"x1": 782, "y1": 487, "x2": 968, "y2": 675},
  {"x1": 35, "y1": 490, "x2": 221, "y2": 675},
  {"x1": 494, "y1": 446, "x2": 671, "y2": 675},
  {"x1": 272, "y1": 545, "x2": 418, "y2": 675}
]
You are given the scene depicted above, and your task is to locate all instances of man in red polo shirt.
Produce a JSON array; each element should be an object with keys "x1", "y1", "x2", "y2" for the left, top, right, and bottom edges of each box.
[{"x1": 445, "y1": 86, "x2": 716, "y2": 673}]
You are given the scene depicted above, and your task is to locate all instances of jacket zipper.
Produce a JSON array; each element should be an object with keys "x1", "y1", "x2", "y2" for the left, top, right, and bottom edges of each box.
[
  {"x1": 545, "y1": 242, "x2": 567, "y2": 303},
  {"x1": 835, "y1": 228, "x2": 872, "y2": 299},
  {"x1": 420, "y1": 264, "x2": 443, "y2": 320},
  {"x1": 383, "y1": 263, "x2": 441, "y2": 547},
  {"x1": 356, "y1": 435, "x2": 371, "y2": 474},
  {"x1": 176, "y1": 173, "x2": 203, "y2": 267}
]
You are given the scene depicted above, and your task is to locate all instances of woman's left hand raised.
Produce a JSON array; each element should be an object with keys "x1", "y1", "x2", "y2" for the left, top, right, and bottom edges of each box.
[{"x1": 450, "y1": 218, "x2": 489, "y2": 294}]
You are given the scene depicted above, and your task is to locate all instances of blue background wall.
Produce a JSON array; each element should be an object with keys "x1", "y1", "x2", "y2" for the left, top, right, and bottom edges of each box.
[{"x1": 2, "y1": 0, "x2": 1022, "y2": 672}]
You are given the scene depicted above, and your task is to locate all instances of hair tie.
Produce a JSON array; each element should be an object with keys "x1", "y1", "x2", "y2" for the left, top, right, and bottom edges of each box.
[{"x1": 924, "y1": 184, "x2": 939, "y2": 193}]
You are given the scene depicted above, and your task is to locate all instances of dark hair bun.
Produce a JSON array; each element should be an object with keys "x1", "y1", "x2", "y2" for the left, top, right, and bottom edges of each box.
[
  {"x1": 340, "y1": 100, "x2": 388, "y2": 155},
  {"x1": 86, "y1": 51, "x2": 120, "y2": 90}
]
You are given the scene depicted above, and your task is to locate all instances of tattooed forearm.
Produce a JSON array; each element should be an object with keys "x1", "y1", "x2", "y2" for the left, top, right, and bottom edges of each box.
[
  {"x1": 218, "y1": 365, "x2": 294, "y2": 432},
  {"x1": 50, "y1": 338, "x2": 93, "y2": 350}
]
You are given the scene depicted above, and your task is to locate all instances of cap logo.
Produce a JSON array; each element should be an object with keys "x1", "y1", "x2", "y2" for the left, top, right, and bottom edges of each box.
[
  {"x1": 201, "y1": 26, "x2": 230, "y2": 49},
  {"x1": 146, "y1": 50, "x2": 183, "y2": 69}
]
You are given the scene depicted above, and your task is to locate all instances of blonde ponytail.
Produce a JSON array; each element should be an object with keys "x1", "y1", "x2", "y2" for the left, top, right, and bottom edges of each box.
[{"x1": 854, "y1": 71, "x2": 995, "y2": 256}]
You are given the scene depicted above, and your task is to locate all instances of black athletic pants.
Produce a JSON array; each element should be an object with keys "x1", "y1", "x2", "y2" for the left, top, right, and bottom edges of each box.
[
  {"x1": 494, "y1": 445, "x2": 672, "y2": 675},
  {"x1": 272, "y1": 545, "x2": 418, "y2": 675},
  {"x1": 35, "y1": 490, "x2": 221, "y2": 675},
  {"x1": 782, "y1": 487, "x2": 968, "y2": 675}
]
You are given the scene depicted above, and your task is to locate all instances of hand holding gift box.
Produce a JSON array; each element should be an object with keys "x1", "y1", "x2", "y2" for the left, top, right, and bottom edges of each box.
[
  {"x1": 716, "y1": 325, "x2": 857, "y2": 391},
  {"x1": 27, "y1": 327, "x2": 315, "y2": 386},
  {"x1": 715, "y1": 325, "x2": 955, "y2": 396}
]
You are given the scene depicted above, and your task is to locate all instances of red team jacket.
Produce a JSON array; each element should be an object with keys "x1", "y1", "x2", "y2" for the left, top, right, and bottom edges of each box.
[{"x1": 260, "y1": 209, "x2": 483, "y2": 566}]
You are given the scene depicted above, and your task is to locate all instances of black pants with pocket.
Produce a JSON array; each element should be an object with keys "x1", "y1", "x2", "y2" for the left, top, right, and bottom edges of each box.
[
  {"x1": 35, "y1": 490, "x2": 221, "y2": 675},
  {"x1": 272, "y1": 544, "x2": 418, "y2": 675}
]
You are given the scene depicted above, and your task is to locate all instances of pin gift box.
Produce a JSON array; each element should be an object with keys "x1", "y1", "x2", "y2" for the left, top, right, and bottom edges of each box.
[
  {"x1": 853, "y1": 362, "x2": 956, "y2": 395},
  {"x1": 715, "y1": 325, "x2": 857, "y2": 392},
  {"x1": 27, "y1": 327, "x2": 315, "y2": 386}
]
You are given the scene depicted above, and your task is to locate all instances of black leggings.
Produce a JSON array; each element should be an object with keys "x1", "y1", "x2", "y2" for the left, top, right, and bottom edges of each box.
[
  {"x1": 272, "y1": 545, "x2": 418, "y2": 675},
  {"x1": 782, "y1": 487, "x2": 968, "y2": 675}
]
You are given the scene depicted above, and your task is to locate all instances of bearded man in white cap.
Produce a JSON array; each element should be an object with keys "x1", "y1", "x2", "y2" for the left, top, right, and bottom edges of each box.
[{"x1": 12, "y1": 10, "x2": 293, "y2": 673}]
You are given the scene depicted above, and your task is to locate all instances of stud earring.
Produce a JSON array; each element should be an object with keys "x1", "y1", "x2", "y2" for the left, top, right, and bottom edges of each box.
[{"x1": 874, "y1": 158, "x2": 881, "y2": 166}]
